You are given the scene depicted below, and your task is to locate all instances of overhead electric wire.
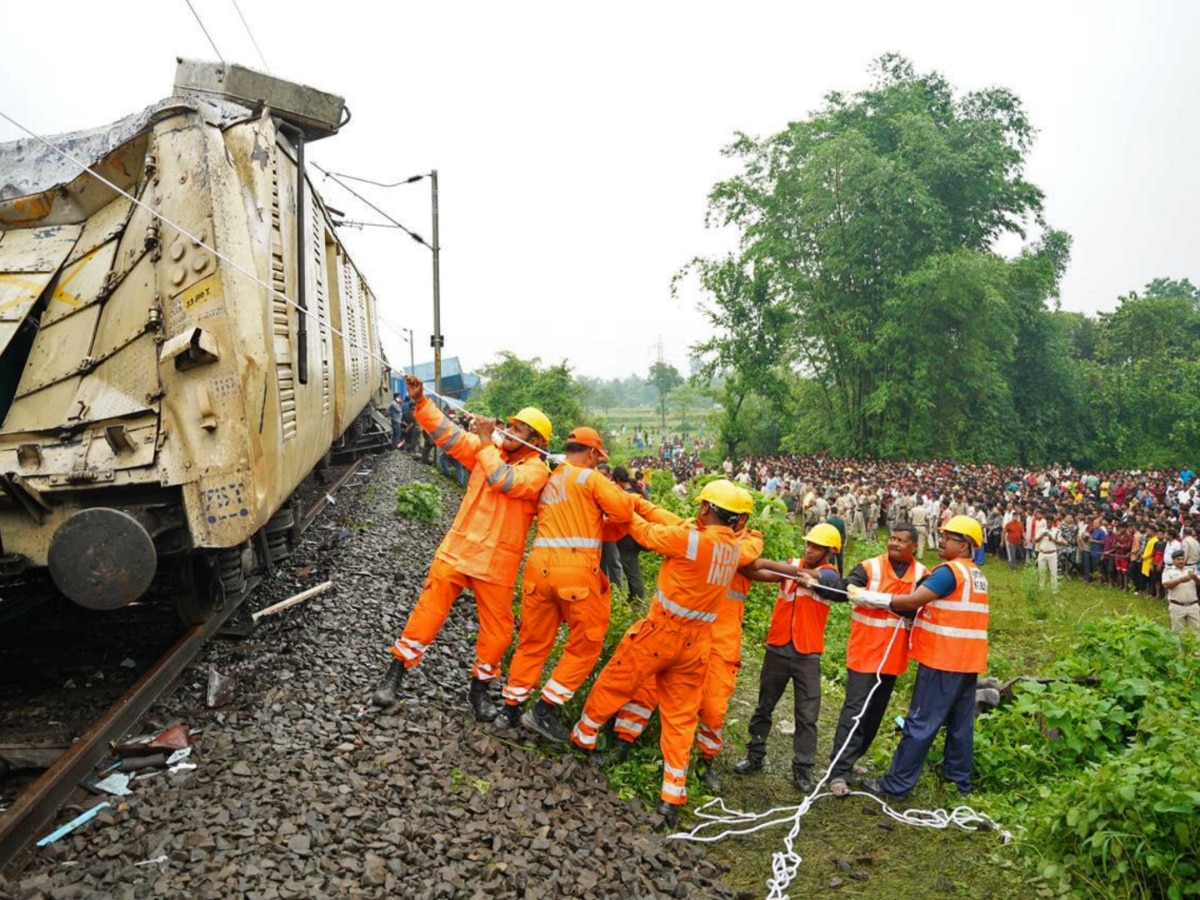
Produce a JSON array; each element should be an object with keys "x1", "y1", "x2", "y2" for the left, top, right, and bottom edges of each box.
[
  {"x1": 313, "y1": 164, "x2": 432, "y2": 249},
  {"x1": 183, "y1": 0, "x2": 225, "y2": 63},
  {"x1": 230, "y1": 0, "x2": 271, "y2": 72}
]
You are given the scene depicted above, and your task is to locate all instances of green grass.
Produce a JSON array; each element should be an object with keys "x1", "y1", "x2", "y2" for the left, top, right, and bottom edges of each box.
[{"x1": 680, "y1": 541, "x2": 1173, "y2": 898}]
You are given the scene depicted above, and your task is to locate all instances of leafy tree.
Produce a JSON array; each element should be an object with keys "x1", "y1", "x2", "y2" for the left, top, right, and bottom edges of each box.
[
  {"x1": 472, "y1": 351, "x2": 585, "y2": 451},
  {"x1": 647, "y1": 361, "x2": 683, "y2": 430},
  {"x1": 696, "y1": 54, "x2": 1051, "y2": 460}
]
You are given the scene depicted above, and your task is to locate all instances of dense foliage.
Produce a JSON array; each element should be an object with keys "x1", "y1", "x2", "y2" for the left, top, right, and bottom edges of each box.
[
  {"x1": 469, "y1": 352, "x2": 585, "y2": 451},
  {"x1": 973, "y1": 617, "x2": 1200, "y2": 897}
]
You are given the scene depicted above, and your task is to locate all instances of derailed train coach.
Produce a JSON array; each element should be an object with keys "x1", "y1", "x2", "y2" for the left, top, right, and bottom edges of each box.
[{"x1": 0, "y1": 60, "x2": 390, "y2": 622}]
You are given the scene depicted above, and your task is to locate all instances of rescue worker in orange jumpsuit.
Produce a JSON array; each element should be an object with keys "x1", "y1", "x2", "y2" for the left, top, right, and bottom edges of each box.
[
  {"x1": 733, "y1": 523, "x2": 844, "y2": 794},
  {"x1": 853, "y1": 515, "x2": 989, "y2": 798},
  {"x1": 497, "y1": 427, "x2": 637, "y2": 742},
  {"x1": 609, "y1": 517, "x2": 802, "y2": 792},
  {"x1": 370, "y1": 374, "x2": 551, "y2": 722},
  {"x1": 823, "y1": 523, "x2": 927, "y2": 797},
  {"x1": 570, "y1": 480, "x2": 762, "y2": 827}
]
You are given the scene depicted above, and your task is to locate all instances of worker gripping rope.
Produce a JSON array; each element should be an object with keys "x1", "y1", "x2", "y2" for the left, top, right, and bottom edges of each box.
[
  {"x1": 852, "y1": 514, "x2": 990, "y2": 798},
  {"x1": 497, "y1": 427, "x2": 638, "y2": 743},
  {"x1": 608, "y1": 518, "x2": 803, "y2": 791},
  {"x1": 824, "y1": 522, "x2": 928, "y2": 796},
  {"x1": 569, "y1": 479, "x2": 762, "y2": 827},
  {"x1": 733, "y1": 523, "x2": 844, "y2": 794},
  {"x1": 370, "y1": 374, "x2": 551, "y2": 722}
]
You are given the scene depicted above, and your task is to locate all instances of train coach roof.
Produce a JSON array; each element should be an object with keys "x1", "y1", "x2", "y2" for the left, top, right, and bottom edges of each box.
[{"x1": 0, "y1": 95, "x2": 257, "y2": 202}]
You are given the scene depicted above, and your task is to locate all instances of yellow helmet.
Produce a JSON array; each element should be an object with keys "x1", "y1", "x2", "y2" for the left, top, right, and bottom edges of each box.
[
  {"x1": 804, "y1": 523, "x2": 842, "y2": 552},
  {"x1": 941, "y1": 515, "x2": 983, "y2": 549},
  {"x1": 507, "y1": 407, "x2": 552, "y2": 443},
  {"x1": 697, "y1": 479, "x2": 753, "y2": 515}
]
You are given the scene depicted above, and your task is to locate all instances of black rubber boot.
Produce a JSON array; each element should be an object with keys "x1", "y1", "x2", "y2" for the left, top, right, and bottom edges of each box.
[
  {"x1": 697, "y1": 758, "x2": 721, "y2": 793},
  {"x1": 370, "y1": 659, "x2": 405, "y2": 708},
  {"x1": 468, "y1": 678, "x2": 501, "y2": 723},
  {"x1": 733, "y1": 740, "x2": 766, "y2": 775},
  {"x1": 792, "y1": 761, "x2": 815, "y2": 794},
  {"x1": 595, "y1": 738, "x2": 633, "y2": 767},
  {"x1": 520, "y1": 699, "x2": 571, "y2": 744},
  {"x1": 655, "y1": 801, "x2": 679, "y2": 831},
  {"x1": 496, "y1": 702, "x2": 523, "y2": 728}
]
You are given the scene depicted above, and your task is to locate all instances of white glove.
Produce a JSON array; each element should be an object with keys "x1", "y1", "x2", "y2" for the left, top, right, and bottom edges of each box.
[{"x1": 846, "y1": 585, "x2": 894, "y2": 610}]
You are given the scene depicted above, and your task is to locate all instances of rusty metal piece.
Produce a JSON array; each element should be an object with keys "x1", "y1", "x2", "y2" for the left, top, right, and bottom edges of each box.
[{"x1": 47, "y1": 508, "x2": 156, "y2": 609}]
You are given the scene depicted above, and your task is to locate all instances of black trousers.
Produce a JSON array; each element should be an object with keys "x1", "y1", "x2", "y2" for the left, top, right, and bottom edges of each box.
[
  {"x1": 617, "y1": 545, "x2": 644, "y2": 600},
  {"x1": 828, "y1": 669, "x2": 897, "y2": 782},
  {"x1": 747, "y1": 649, "x2": 821, "y2": 770}
]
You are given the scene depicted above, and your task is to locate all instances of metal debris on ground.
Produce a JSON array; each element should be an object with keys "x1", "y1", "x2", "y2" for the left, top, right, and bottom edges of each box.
[
  {"x1": 206, "y1": 667, "x2": 236, "y2": 708},
  {"x1": 91, "y1": 773, "x2": 133, "y2": 797},
  {"x1": 251, "y1": 580, "x2": 334, "y2": 622},
  {"x1": 36, "y1": 801, "x2": 110, "y2": 847}
]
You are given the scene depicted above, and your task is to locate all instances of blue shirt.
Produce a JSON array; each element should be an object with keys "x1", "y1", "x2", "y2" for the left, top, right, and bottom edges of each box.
[{"x1": 917, "y1": 564, "x2": 957, "y2": 598}]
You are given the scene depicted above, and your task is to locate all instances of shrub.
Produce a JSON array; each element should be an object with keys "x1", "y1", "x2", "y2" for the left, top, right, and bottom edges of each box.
[{"x1": 395, "y1": 481, "x2": 444, "y2": 524}]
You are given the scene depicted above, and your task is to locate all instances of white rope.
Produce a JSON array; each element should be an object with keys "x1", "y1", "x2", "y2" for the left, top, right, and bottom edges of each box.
[{"x1": 668, "y1": 609, "x2": 1010, "y2": 899}]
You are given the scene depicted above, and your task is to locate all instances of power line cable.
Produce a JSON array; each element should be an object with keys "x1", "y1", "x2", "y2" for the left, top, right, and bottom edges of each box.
[
  {"x1": 231, "y1": 0, "x2": 271, "y2": 72},
  {"x1": 183, "y1": 0, "x2": 225, "y2": 63},
  {"x1": 313, "y1": 164, "x2": 431, "y2": 249}
]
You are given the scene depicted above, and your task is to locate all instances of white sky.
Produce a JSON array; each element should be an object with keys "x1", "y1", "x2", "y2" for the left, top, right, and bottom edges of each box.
[{"x1": 2, "y1": 1, "x2": 1197, "y2": 379}]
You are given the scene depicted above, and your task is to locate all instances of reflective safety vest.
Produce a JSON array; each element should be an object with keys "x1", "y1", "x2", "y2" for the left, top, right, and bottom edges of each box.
[
  {"x1": 630, "y1": 517, "x2": 759, "y2": 628},
  {"x1": 910, "y1": 558, "x2": 989, "y2": 674},
  {"x1": 710, "y1": 529, "x2": 763, "y2": 662},
  {"x1": 846, "y1": 554, "x2": 928, "y2": 676},
  {"x1": 526, "y1": 461, "x2": 635, "y2": 580},
  {"x1": 765, "y1": 559, "x2": 839, "y2": 655},
  {"x1": 415, "y1": 398, "x2": 549, "y2": 585}
]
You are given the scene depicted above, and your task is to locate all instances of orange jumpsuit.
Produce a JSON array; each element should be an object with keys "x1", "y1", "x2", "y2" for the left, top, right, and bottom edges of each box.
[
  {"x1": 614, "y1": 529, "x2": 765, "y2": 762},
  {"x1": 389, "y1": 397, "x2": 549, "y2": 682},
  {"x1": 571, "y1": 514, "x2": 760, "y2": 806},
  {"x1": 502, "y1": 461, "x2": 636, "y2": 708}
]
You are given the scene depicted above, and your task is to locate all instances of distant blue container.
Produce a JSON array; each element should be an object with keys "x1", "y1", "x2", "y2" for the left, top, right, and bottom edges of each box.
[{"x1": 974, "y1": 546, "x2": 986, "y2": 566}]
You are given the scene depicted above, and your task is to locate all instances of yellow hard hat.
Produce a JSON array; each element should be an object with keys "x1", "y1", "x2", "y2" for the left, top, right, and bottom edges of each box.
[
  {"x1": 507, "y1": 407, "x2": 552, "y2": 443},
  {"x1": 941, "y1": 515, "x2": 983, "y2": 548},
  {"x1": 804, "y1": 523, "x2": 842, "y2": 552},
  {"x1": 697, "y1": 479, "x2": 753, "y2": 515}
]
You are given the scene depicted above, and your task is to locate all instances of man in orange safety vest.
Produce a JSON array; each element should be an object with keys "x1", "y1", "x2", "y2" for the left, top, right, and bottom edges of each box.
[
  {"x1": 853, "y1": 515, "x2": 989, "y2": 798},
  {"x1": 370, "y1": 374, "x2": 551, "y2": 722},
  {"x1": 823, "y1": 523, "x2": 927, "y2": 797}
]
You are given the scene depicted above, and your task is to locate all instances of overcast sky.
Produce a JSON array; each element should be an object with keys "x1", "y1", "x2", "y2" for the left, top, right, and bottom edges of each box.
[{"x1": 2, "y1": 1, "x2": 1196, "y2": 379}]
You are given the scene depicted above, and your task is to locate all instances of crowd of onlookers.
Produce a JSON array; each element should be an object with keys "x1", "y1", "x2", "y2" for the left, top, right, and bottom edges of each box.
[{"x1": 632, "y1": 454, "x2": 1200, "y2": 616}]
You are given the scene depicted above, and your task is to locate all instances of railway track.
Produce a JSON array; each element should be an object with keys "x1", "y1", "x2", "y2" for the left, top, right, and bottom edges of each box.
[{"x1": 0, "y1": 457, "x2": 367, "y2": 875}]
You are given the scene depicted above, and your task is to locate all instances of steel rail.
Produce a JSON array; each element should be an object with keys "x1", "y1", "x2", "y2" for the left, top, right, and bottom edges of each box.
[{"x1": 0, "y1": 455, "x2": 368, "y2": 874}]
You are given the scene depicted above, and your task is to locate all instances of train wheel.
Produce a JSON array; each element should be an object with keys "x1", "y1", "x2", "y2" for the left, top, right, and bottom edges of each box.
[{"x1": 176, "y1": 554, "x2": 225, "y2": 626}]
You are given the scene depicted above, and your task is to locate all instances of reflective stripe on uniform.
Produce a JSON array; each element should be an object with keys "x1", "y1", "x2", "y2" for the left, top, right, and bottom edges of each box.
[
  {"x1": 912, "y1": 620, "x2": 988, "y2": 641},
  {"x1": 531, "y1": 536, "x2": 602, "y2": 549},
  {"x1": 430, "y1": 418, "x2": 454, "y2": 440},
  {"x1": 685, "y1": 531, "x2": 701, "y2": 561},
  {"x1": 623, "y1": 703, "x2": 653, "y2": 719},
  {"x1": 726, "y1": 590, "x2": 747, "y2": 603},
  {"x1": 661, "y1": 781, "x2": 687, "y2": 798},
  {"x1": 576, "y1": 469, "x2": 592, "y2": 484},
  {"x1": 443, "y1": 430, "x2": 464, "y2": 452},
  {"x1": 579, "y1": 712, "x2": 601, "y2": 730},
  {"x1": 663, "y1": 762, "x2": 688, "y2": 778},
  {"x1": 614, "y1": 717, "x2": 645, "y2": 734},
  {"x1": 571, "y1": 724, "x2": 596, "y2": 747},
  {"x1": 655, "y1": 589, "x2": 717, "y2": 623},
  {"x1": 696, "y1": 731, "x2": 721, "y2": 752},
  {"x1": 928, "y1": 598, "x2": 990, "y2": 614},
  {"x1": 850, "y1": 611, "x2": 903, "y2": 629},
  {"x1": 542, "y1": 679, "x2": 574, "y2": 704}
]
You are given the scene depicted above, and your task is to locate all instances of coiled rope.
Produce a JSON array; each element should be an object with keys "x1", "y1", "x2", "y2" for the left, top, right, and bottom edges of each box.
[{"x1": 668, "y1": 609, "x2": 1011, "y2": 899}]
